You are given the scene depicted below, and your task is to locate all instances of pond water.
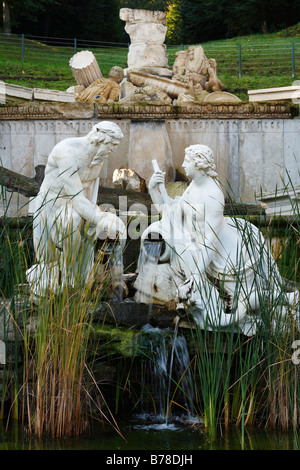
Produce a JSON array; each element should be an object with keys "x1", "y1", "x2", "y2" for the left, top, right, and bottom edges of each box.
[{"x1": 0, "y1": 415, "x2": 299, "y2": 451}]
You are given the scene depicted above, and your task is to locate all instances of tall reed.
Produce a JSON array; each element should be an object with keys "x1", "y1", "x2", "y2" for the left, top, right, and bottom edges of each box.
[
  {"x1": 21, "y1": 218, "x2": 124, "y2": 438},
  {"x1": 0, "y1": 182, "x2": 124, "y2": 437},
  {"x1": 0, "y1": 184, "x2": 32, "y2": 420},
  {"x1": 182, "y1": 172, "x2": 299, "y2": 441}
]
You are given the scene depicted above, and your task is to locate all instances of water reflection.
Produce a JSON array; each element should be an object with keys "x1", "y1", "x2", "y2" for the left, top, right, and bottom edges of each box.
[{"x1": 0, "y1": 420, "x2": 299, "y2": 451}]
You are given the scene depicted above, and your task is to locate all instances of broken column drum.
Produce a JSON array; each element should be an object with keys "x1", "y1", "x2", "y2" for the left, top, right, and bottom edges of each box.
[{"x1": 69, "y1": 50, "x2": 103, "y2": 88}]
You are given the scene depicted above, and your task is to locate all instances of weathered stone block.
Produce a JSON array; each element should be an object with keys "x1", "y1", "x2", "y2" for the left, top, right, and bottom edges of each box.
[{"x1": 33, "y1": 88, "x2": 75, "y2": 103}]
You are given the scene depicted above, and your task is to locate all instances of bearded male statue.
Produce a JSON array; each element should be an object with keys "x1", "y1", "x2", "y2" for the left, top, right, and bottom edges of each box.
[{"x1": 27, "y1": 121, "x2": 126, "y2": 296}]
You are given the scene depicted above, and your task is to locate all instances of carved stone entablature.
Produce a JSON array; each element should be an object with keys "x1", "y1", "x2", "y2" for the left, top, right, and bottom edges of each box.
[
  {"x1": 0, "y1": 101, "x2": 297, "y2": 121},
  {"x1": 0, "y1": 102, "x2": 94, "y2": 120},
  {"x1": 96, "y1": 102, "x2": 297, "y2": 120}
]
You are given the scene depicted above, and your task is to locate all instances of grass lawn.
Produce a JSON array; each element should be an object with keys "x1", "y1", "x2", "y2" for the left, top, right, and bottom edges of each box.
[{"x1": 0, "y1": 24, "x2": 299, "y2": 101}]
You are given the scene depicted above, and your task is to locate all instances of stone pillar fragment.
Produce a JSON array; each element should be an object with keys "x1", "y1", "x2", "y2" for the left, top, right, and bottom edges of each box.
[
  {"x1": 69, "y1": 50, "x2": 103, "y2": 88},
  {"x1": 120, "y1": 8, "x2": 171, "y2": 76}
]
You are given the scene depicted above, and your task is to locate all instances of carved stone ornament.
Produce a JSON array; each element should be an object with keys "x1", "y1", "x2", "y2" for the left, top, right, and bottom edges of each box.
[{"x1": 0, "y1": 101, "x2": 296, "y2": 121}]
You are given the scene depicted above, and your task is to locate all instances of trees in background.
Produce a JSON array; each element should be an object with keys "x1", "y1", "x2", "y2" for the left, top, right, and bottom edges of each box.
[
  {"x1": 1, "y1": 0, "x2": 299, "y2": 43},
  {"x1": 1, "y1": 0, "x2": 122, "y2": 40},
  {"x1": 1, "y1": 0, "x2": 58, "y2": 35},
  {"x1": 166, "y1": 0, "x2": 183, "y2": 44},
  {"x1": 167, "y1": 0, "x2": 300, "y2": 43}
]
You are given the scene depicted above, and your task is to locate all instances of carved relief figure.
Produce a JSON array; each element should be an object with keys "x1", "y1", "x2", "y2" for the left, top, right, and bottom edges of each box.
[
  {"x1": 173, "y1": 50, "x2": 188, "y2": 76},
  {"x1": 27, "y1": 121, "x2": 126, "y2": 296},
  {"x1": 173, "y1": 46, "x2": 223, "y2": 94}
]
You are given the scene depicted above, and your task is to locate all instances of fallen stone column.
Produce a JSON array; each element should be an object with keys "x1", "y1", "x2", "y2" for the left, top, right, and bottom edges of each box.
[
  {"x1": 127, "y1": 70, "x2": 190, "y2": 99},
  {"x1": 69, "y1": 50, "x2": 103, "y2": 88}
]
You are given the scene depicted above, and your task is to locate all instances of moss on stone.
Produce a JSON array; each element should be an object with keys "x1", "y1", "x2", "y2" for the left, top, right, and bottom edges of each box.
[{"x1": 92, "y1": 324, "x2": 141, "y2": 358}]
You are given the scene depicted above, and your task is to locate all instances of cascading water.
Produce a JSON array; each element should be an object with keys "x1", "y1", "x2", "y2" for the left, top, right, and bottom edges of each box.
[
  {"x1": 165, "y1": 317, "x2": 180, "y2": 425},
  {"x1": 108, "y1": 242, "x2": 124, "y2": 300},
  {"x1": 134, "y1": 238, "x2": 194, "y2": 426},
  {"x1": 137, "y1": 323, "x2": 194, "y2": 428},
  {"x1": 171, "y1": 329, "x2": 195, "y2": 420},
  {"x1": 135, "y1": 240, "x2": 162, "y2": 304}
]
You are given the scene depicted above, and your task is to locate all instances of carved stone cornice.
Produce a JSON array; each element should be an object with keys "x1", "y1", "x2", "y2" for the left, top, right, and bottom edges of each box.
[
  {"x1": 96, "y1": 102, "x2": 298, "y2": 120},
  {"x1": 0, "y1": 102, "x2": 94, "y2": 120},
  {"x1": 0, "y1": 100, "x2": 297, "y2": 121}
]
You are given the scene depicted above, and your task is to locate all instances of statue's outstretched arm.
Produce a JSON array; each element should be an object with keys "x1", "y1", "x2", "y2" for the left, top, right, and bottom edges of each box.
[{"x1": 54, "y1": 155, "x2": 103, "y2": 226}]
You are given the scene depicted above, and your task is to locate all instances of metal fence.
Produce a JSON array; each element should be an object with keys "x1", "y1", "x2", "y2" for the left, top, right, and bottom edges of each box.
[{"x1": 0, "y1": 33, "x2": 299, "y2": 77}]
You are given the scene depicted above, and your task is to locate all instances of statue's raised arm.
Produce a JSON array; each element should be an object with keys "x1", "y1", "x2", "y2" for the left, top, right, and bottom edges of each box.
[{"x1": 148, "y1": 159, "x2": 172, "y2": 209}]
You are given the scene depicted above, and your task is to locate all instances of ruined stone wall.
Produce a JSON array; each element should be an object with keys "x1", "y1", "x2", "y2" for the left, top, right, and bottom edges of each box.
[{"x1": 0, "y1": 102, "x2": 299, "y2": 215}]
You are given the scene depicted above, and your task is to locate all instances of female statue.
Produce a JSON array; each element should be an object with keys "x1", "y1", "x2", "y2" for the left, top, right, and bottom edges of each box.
[{"x1": 135, "y1": 144, "x2": 298, "y2": 335}]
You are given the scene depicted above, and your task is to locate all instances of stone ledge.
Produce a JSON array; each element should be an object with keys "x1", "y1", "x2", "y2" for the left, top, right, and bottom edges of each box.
[
  {"x1": 248, "y1": 86, "x2": 300, "y2": 102},
  {"x1": 0, "y1": 102, "x2": 94, "y2": 120},
  {"x1": 96, "y1": 101, "x2": 298, "y2": 119},
  {"x1": 259, "y1": 185, "x2": 300, "y2": 216},
  {"x1": 0, "y1": 100, "x2": 298, "y2": 120}
]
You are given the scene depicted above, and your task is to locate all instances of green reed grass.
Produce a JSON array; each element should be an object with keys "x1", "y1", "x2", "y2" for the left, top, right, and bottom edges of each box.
[
  {"x1": 0, "y1": 170, "x2": 299, "y2": 443},
  {"x1": 0, "y1": 183, "x2": 125, "y2": 438},
  {"x1": 20, "y1": 220, "x2": 125, "y2": 438},
  {"x1": 180, "y1": 172, "x2": 299, "y2": 443}
]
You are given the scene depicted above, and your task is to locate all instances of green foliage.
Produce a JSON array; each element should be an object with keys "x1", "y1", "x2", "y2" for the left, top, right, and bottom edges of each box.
[
  {"x1": 276, "y1": 21, "x2": 300, "y2": 38},
  {"x1": 179, "y1": 0, "x2": 227, "y2": 44},
  {"x1": 117, "y1": 0, "x2": 168, "y2": 10},
  {"x1": 1, "y1": 0, "x2": 123, "y2": 42},
  {"x1": 1, "y1": 0, "x2": 57, "y2": 31},
  {"x1": 221, "y1": 0, "x2": 300, "y2": 37},
  {"x1": 164, "y1": 0, "x2": 300, "y2": 44},
  {"x1": 2, "y1": 0, "x2": 299, "y2": 43},
  {"x1": 166, "y1": 0, "x2": 183, "y2": 44}
]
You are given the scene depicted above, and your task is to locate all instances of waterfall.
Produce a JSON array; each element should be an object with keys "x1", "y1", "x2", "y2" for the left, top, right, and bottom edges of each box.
[
  {"x1": 138, "y1": 324, "x2": 194, "y2": 424},
  {"x1": 143, "y1": 325, "x2": 169, "y2": 418},
  {"x1": 134, "y1": 241, "x2": 194, "y2": 424},
  {"x1": 165, "y1": 316, "x2": 179, "y2": 425},
  {"x1": 108, "y1": 242, "x2": 124, "y2": 300},
  {"x1": 135, "y1": 240, "x2": 162, "y2": 304},
  {"x1": 171, "y1": 331, "x2": 195, "y2": 418}
]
